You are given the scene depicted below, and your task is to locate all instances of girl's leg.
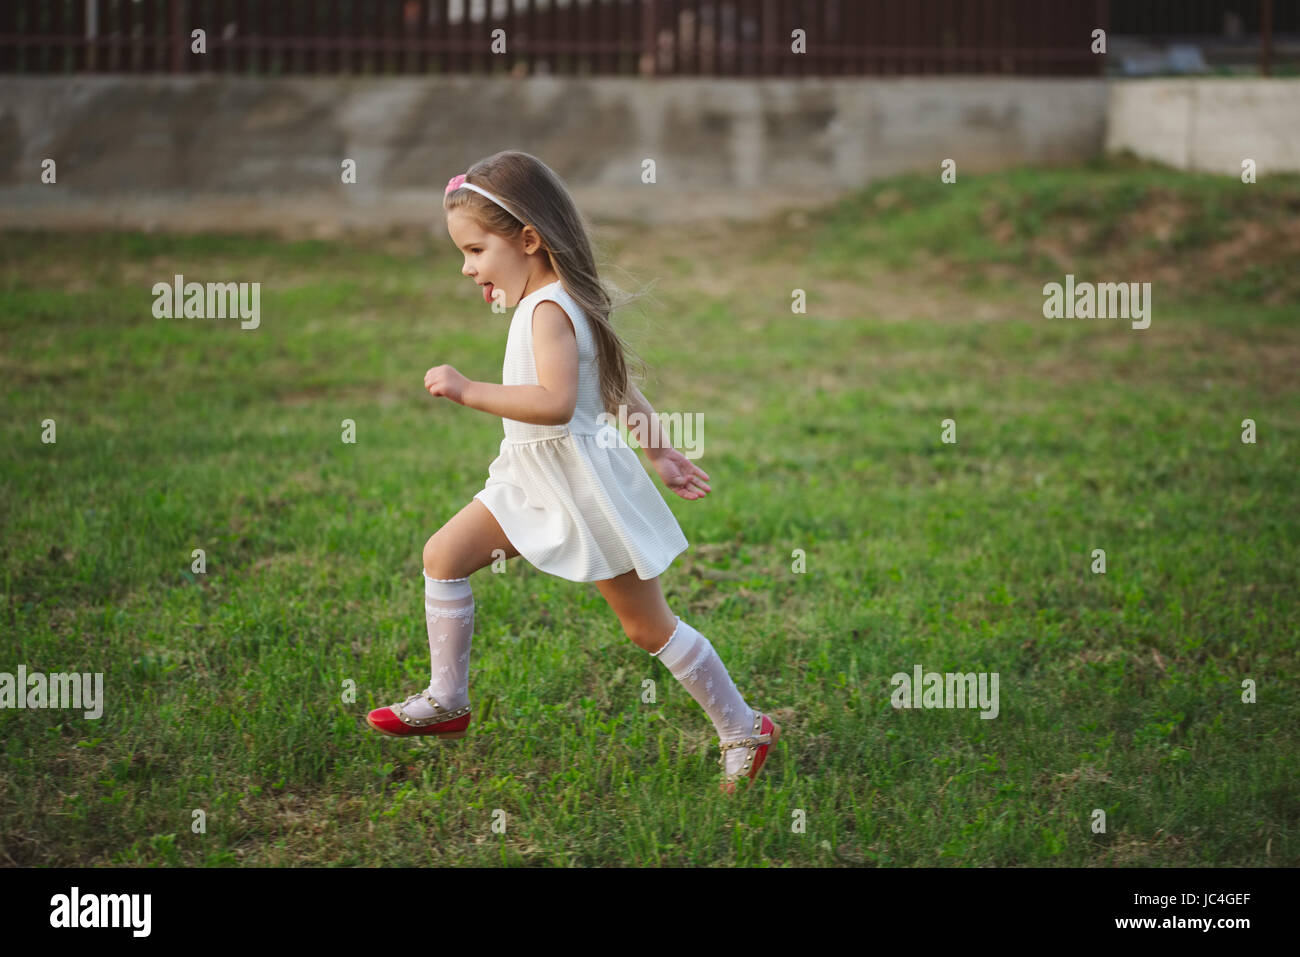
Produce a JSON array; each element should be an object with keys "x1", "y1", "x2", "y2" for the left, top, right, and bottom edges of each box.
[
  {"x1": 423, "y1": 497, "x2": 519, "y2": 581},
  {"x1": 593, "y1": 569, "x2": 758, "y2": 775},
  {"x1": 398, "y1": 499, "x2": 519, "y2": 720}
]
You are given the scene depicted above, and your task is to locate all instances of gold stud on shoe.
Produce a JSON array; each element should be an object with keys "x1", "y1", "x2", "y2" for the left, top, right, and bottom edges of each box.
[
  {"x1": 717, "y1": 712, "x2": 779, "y2": 793},
  {"x1": 390, "y1": 690, "x2": 471, "y2": 727}
]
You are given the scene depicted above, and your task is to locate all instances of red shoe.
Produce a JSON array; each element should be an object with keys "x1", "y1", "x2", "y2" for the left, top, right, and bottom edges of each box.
[
  {"x1": 718, "y1": 711, "x2": 781, "y2": 794},
  {"x1": 366, "y1": 690, "x2": 471, "y2": 739}
]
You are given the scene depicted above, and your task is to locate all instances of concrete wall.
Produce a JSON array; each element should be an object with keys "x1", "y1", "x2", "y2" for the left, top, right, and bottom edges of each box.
[
  {"x1": 1, "y1": 75, "x2": 1110, "y2": 233},
  {"x1": 1106, "y1": 79, "x2": 1300, "y2": 177}
]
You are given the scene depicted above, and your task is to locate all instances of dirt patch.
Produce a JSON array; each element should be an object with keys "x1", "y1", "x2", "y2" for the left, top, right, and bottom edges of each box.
[{"x1": 1125, "y1": 190, "x2": 1191, "y2": 245}]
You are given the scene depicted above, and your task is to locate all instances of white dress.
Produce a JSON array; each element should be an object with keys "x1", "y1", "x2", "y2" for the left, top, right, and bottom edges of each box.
[{"x1": 473, "y1": 279, "x2": 689, "y2": 582}]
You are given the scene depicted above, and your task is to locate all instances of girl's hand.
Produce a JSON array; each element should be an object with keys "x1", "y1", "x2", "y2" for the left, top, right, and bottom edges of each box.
[
  {"x1": 648, "y1": 446, "x2": 711, "y2": 500},
  {"x1": 424, "y1": 365, "x2": 469, "y2": 405}
]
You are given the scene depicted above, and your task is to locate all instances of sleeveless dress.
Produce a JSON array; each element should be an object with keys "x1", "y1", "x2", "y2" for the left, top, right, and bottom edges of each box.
[{"x1": 473, "y1": 279, "x2": 689, "y2": 582}]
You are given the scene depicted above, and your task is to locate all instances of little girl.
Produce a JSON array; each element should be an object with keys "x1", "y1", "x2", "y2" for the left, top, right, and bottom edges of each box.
[{"x1": 365, "y1": 150, "x2": 779, "y2": 793}]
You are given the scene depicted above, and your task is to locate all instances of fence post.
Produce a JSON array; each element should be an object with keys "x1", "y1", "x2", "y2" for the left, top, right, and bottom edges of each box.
[
  {"x1": 1260, "y1": 0, "x2": 1273, "y2": 77},
  {"x1": 83, "y1": 0, "x2": 97, "y2": 72},
  {"x1": 641, "y1": 0, "x2": 656, "y2": 75},
  {"x1": 171, "y1": 0, "x2": 185, "y2": 72},
  {"x1": 1098, "y1": 0, "x2": 1109, "y2": 77}
]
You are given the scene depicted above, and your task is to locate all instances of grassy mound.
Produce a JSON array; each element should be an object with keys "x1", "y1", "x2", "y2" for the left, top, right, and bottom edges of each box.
[{"x1": 802, "y1": 154, "x2": 1300, "y2": 307}]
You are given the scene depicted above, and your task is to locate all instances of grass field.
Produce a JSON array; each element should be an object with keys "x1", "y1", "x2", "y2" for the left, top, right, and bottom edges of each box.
[{"x1": 1, "y1": 156, "x2": 1297, "y2": 866}]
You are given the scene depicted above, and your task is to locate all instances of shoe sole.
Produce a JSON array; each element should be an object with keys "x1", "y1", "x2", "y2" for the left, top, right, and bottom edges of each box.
[{"x1": 365, "y1": 714, "x2": 469, "y2": 739}]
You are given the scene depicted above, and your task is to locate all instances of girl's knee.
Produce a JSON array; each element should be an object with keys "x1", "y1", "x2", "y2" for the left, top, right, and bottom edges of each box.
[
  {"x1": 422, "y1": 534, "x2": 455, "y2": 579},
  {"x1": 625, "y1": 614, "x2": 677, "y2": 652}
]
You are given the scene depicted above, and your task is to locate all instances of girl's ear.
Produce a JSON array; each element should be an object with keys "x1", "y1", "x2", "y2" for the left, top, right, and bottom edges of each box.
[{"x1": 521, "y1": 225, "x2": 548, "y2": 255}]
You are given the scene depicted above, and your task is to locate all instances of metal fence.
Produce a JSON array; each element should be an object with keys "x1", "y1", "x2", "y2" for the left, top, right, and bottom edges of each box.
[{"x1": 0, "y1": 0, "x2": 1289, "y2": 77}]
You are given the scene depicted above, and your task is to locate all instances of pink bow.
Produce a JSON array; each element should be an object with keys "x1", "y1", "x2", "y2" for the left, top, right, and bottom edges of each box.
[{"x1": 445, "y1": 173, "x2": 468, "y2": 195}]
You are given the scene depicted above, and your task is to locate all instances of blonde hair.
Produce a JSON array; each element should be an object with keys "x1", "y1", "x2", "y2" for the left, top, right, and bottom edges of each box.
[{"x1": 443, "y1": 150, "x2": 651, "y2": 416}]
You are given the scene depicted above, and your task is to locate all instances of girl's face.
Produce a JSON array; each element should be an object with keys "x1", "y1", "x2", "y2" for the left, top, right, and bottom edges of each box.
[{"x1": 447, "y1": 209, "x2": 540, "y2": 310}]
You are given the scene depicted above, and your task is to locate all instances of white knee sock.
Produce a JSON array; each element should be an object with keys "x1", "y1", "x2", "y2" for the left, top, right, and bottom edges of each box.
[
  {"x1": 401, "y1": 572, "x2": 474, "y2": 719},
  {"x1": 651, "y1": 616, "x2": 756, "y2": 775}
]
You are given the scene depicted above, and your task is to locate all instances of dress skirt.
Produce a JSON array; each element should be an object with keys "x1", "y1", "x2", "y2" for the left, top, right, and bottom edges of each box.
[{"x1": 474, "y1": 425, "x2": 689, "y2": 583}]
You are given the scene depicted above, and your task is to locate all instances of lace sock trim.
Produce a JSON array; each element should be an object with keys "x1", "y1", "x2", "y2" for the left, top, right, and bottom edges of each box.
[{"x1": 426, "y1": 602, "x2": 475, "y2": 620}]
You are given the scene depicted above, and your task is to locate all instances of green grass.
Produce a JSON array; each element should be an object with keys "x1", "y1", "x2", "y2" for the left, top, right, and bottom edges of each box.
[{"x1": 1, "y1": 157, "x2": 1297, "y2": 866}]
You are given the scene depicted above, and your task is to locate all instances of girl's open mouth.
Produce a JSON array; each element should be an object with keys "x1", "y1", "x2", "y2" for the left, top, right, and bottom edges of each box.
[{"x1": 483, "y1": 283, "x2": 494, "y2": 304}]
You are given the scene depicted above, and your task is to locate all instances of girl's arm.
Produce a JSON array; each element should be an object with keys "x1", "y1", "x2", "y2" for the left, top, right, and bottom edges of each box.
[
  {"x1": 459, "y1": 381, "x2": 568, "y2": 425},
  {"x1": 623, "y1": 381, "x2": 712, "y2": 500},
  {"x1": 620, "y1": 383, "x2": 673, "y2": 459},
  {"x1": 453, "y1": 301, "x2": 579, "y2": 426}
]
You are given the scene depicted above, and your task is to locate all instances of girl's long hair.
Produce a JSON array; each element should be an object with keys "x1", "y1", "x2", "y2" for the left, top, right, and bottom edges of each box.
[{"x1": 443, "y1": 150, "x2": 651, "y2": 417}]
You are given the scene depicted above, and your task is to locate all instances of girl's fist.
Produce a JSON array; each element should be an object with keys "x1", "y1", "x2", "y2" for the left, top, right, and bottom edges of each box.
[{"x1": 424, "y1": 365, "x2": 468, "y2": 404}]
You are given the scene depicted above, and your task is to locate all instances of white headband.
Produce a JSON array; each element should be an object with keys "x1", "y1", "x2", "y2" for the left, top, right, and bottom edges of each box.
[{"x1": 456, "y1": 181, "x2": 523, "y2": 222}]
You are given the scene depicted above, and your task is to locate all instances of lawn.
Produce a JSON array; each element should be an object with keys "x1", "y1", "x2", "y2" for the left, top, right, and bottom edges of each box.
[{"x1": 1, "y1": 156, "x2": 1297, "y2": 866}]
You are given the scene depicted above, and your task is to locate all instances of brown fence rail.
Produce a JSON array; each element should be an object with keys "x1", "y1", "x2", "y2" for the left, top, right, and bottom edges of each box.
[
  {"x1": 0, "y1": 0, "x2": 1290, "y2": 77},
  {"x1": 0, "y1": 0, "x2": 1118, "y2": 76}
]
